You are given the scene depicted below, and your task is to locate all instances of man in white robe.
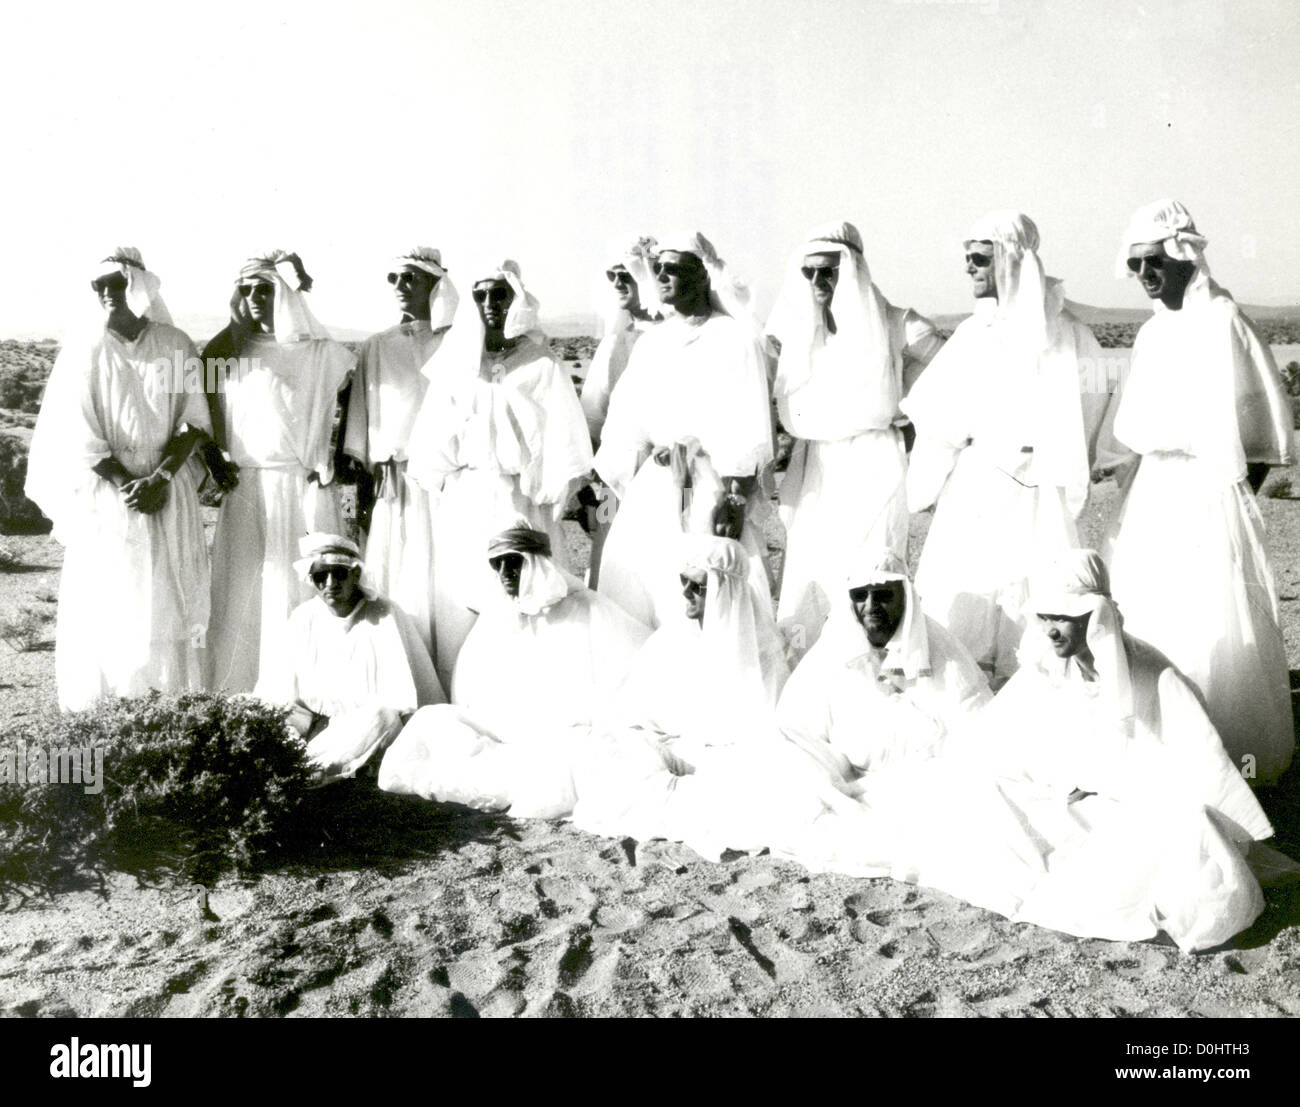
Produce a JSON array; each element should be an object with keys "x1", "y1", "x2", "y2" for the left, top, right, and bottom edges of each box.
[
  {"x1": 766, "y1": 221, "x2": 943, "y2": 656},
  {"x1": 594, "y1": 231, "x2": 775, "y2": 628},
  {"x1": 964, "y1": 548, "x2": 1280, "y2": 952},
  {"x1": 776, "y1": 550, "x2": 990, "y2": 789},
  {"x1": 902, "y1": 211, "x2": 1121, "y2": 687},
  {"x1": 406, "y1": 260, "x2": 594, "y2": 689},
  {"x1": 203, "y1": 251, "x2": 357, "y2": 692},
  {"x1": 378, "y1": 521, "x2": 651, "y2": 818},
  {"x1": 255, "y1": 534, "x2": 445, "y2": 784},
  {"x1": 1104, "y1": 199, "x2": 1294, "y2": 783},
  {"x1": 26, "y1": 249, "x2": 212, "y2": 709},
  {"x1": 342, "y1": 247, "x2": 458, "y2": 654}
]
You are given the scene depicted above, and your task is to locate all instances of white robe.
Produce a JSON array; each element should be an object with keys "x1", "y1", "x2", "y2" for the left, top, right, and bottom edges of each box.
[
  {"x1": 1105, "y1": 290, "x2": 1295, "y2": 783},
  {"x1": 594, "y1": 313, "x2": 775, "y2": 627},
  {"x1": 25, "y1": 322, "x2": 211, "y2": 709},
  {"x1": 406, "y1": 336, "x2": 593, "y2": 688},
  {"x1": 256, "y1": 594, "x2": 445, "y2": 782},
  {"x1": 342, "y1": 319, "x2": 449, "y2": 654},
  {"x1": 903, "y1": 298, "x2": 1118, "y2": 682},
  {"x1": 378, "y1": 584, "x2": 650, "y2": 817},
  {"x1": 206, "y1": 333, "x2": 356, "y2": 692},
  {"x1": 776, "y1": 304, "x2": 942, "y2": 651}
]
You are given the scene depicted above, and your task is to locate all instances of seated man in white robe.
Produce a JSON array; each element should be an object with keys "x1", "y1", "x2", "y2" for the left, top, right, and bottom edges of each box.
[
  {"x1": 378, "y1": 522, "x2": 651, "y2": 818},
  {"x1": 776, "y1": 550, "x2": 990, "y2": 792},
  {"x1": 964, "y1": 548, "x2": 1281, "y2": 952},
  {"x1": 594, "y1": 231, "x2": 776, "y2": 628},
  {"x1": 902, "y1": 212, "x2": 1123, "y2": 687},
  {"x1": 255, "y1": 534, "x2": 445, "y2": 785},
  {"x1": 765, "y1": 222, "x2": 944, "y2": 657},
  {"x1": 342, "y1": 247, "x2": 459, "y2": 655}
]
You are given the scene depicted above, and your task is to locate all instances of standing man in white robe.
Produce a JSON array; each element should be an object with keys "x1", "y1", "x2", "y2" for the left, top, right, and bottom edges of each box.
[
  {"x1": 342, "y1": 247, "x2": 458, "y2": 654},
  {"x1": 902, "y1": 211, "x2": 1120, "y2": 687},
  {"x1": 594, "y1": 231, "x2": 775, "y2": 628},
  {"x1": 405, "y1": 260, "x2": 594, "y2": 690},
  {"x1": 378, "y1": 521, "x2": 650, "y2": 818},
  {"x1": 203, "y1": 251, "x2": 357, "y2": 692},
  {"x1": 766, "y1": 221, "x2": 943, "y2": 656},
  {"x1": 776, "y1": 550, "x2": 990, "y2": 789},
  {"x1": 255, "y1": 533, "x2": 445, "y2": 785},
  {"x1": 1105, "y1": 199, "x2": 1294, "y2": 783},
  {"x1": 26, "y1": 249, "x2": 212, "y2": 709}
]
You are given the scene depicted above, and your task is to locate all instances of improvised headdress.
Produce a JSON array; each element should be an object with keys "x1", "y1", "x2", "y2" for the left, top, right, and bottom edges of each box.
[
  {"x1": 92, "y1": 247, "x2": 173, "y2": 324},
  {"x1": 390, "y1": 246, "x2": 459, "y2": 330},
  {"x1": 485, "y1": 518, "x2": 573, "y2": 617},
  {"x1": 232, "y1": 249, "x2": 332, "y2": 343}
]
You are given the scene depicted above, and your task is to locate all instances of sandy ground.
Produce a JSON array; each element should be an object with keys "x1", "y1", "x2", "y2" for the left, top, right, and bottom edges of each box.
[{"x1": 2, "y1": 457, "x2": 1300, "y2": 1018}]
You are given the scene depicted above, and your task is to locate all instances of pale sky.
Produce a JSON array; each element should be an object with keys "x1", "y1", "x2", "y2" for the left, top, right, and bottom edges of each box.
[{"x1": 2, "y1": 0, "x2": 1297, "y2": 339}]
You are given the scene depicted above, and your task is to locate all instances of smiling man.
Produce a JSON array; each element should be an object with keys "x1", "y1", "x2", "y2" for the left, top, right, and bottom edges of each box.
[
  {"x1": 593, "y1": 231, "x2": 775, "y2": 628},
  {"x1": 1104, "y1": 200, "x2": 1295, "y2": 784},
  {"x1": 255, "y1": 533, "x2": 444, "y2": 785},
  {"x1": 775, "y1": 548, "x2": 989, "y2": 786},
  {"x1": 342, "y1": 247, "x2": 458, "y2": 655}
]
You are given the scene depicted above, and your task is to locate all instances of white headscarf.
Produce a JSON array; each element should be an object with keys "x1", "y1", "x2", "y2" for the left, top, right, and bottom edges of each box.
[
  {"x1": 765, "y1": 220, "x2": 896, "y2": 430},
  {"x1": 679, "y1": 534, "x2": 789, "y2": 744},
  {"x1": 485, "y1": 520, "x2": 575, "y2": 617},
  {"x1": 597, "y1": 233, "x2": 660, "y2": 332},
  {"x1": 656, "y1": 230, "x2": 757, "y2": 332},
  {"x1": 423, "y1": 258, "x2": 544, "y2": 382},
  {"x1": 233, "y1": 250, "x2": 332, "y2": 343},
  {"x1": 1024, "y1": 548, "x2": 1133, "y2": 724},
  {"x1": 817, "y1": 546, "x2": 931, "y2": 680},
  {"x1": 390, "y1": 246, "x2": 459, "y2": 330},
  {"x1": 1115, "y1": 198, "x2": 1210, "y2": 288},
  {"x1": 92, "y1": 248, "x2": 173, "y2": 325},
  {"x1": 292, "y1": 532, "x2": 379, "y2": 599}
]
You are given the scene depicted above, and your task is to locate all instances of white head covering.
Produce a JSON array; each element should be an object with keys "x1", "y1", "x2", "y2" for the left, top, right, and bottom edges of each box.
[
  {"x1": 423, "y1": 258, "x2": 543, "y2": 382},
  {"x1": 486, "y1": 519, "x2": 575, "y2": 617},
  {"x1": 232, "y1": 250, "x2": 332, "y2": 343},
  {"x1": 679, "y1": 534, "x2": 788, "y2": 744},
  {"x1": 293, "y1": 532, "x2": 378, "y2": 599},
  {"x1": 597, "y1": 233, "x2": 660, "y2": 332},
  {"x1": 92, "y1": 247, "x2": 173, "y2": 325},
  {"x1": 1116, "y1": 198, "x2": 1211, "y2": 290},
  {"x1": 817, "y1": 544, "x2": 931, "y2": 680},
  {"x1": 1025, "y1": 548, "x2": 1133, "y2": 723},
  {"x1": 656, "y1": 230, "x2": 756, "y2": 330},
  {"x1": 390, "y1": 246, "x2": 459, "y2": 330},
  {"x1": 965, "y1": 210, "x2": 1054, "y2": 355},
  {"x1": 765, "y1": 220, "x2": 896, "y2": 428}
]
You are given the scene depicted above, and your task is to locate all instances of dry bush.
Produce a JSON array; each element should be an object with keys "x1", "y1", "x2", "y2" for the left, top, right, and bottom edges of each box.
[
  {"x1": 1266, "y1": 477, "x2": 1294, "y2": 500},
  {"x1": 0, "y1": 431, "x2": 50, "y2": 533},
  {"x1": 0, "y1": 602, "x2": 53, "y2": 651},
  {"x1": 0, "y1": 536, "x2": 22, "y2": 572}
]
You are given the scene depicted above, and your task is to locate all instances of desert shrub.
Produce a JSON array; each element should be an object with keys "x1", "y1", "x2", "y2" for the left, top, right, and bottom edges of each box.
[
  {"x1": 1266, "y1": 477, "x2": 1294, "y2": 499},
  {"x1": 0, "y1": 692, "x2": 313, "y2": 889},
  {"x1": 0, "y1": 364, "x2": 45, "y2": 413},
  {"x1": 0, "y1": 601, "x2": 52, "y2": 650},
  {"x1": 0, "y1": 431, "x2": 50, "y2": 533},
  {"x1": 0, "y1": 536, "x2": 22, "y2": 571},
  {"x1": 1283, "y1": 362, "x2": 1300, "y2": 397}
]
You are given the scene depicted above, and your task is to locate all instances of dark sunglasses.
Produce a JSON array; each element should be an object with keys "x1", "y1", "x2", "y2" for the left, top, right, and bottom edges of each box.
[
  {"x1": 605, "y1": 269, "x2": 634, "y2": 285},
  {"x1": 964, "y1": 252, "x2": 993, "y2": 269},
  {"x1": 239, "y1": 282, "x2": 274, "y2": 298},
  {"x1": 91, "y1": 277, "x2": 127, "y2": 294},
  {"x1": 848, "y1": 584, "x2": 897, "y2": 604},
  {"x1": 800, "y1": 265, "x2": 839, "y2": 282},
  {"x1": 471, "y1": 287, "x2": 512, "y2": 304},
  {"x1": 652, "y1": 260, "x2": 697, "y2": 278},
  {"x1": 1126, "y1": 255, "x2": 1166, "y2": 273},
  {"x1": 387, "y1": 271, "x2": 423, "y2": 286},
  {"x1": 311, "y1": 566, "x2": 352, "y2": 587}
]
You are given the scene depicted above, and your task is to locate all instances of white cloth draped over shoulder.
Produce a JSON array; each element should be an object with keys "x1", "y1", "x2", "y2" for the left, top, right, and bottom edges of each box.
[
  {"x1": 901, "y1": 212, "x2": 1119, "y2": 683},
  {"x1": 27, "y1": 309, "x2": 211, "y2": 709},
  {"x1": 594, "y1": 239, "x2": 775, "y2": 628},
  {"x1": 256, "y1": 592, "x2": 445, "y2": 783},
  {"x1": 405, "y1": 261, "x2": 593, "y2": 686},
  {"x1": 766, "y1": 221, "x2": 943, "y2": 651},
  {"x1": 1105, "y1": 200, "x2": 1295, "y2": 783},
  {"x1": 343, "y1": 316, "x2": 452, "y2": 654},
  {"x1": 379, "y1": 532, "x2": 651, "y2": 819},
  {"x1": 205, "y1": 253, "x2": 357, "y2": 694}
]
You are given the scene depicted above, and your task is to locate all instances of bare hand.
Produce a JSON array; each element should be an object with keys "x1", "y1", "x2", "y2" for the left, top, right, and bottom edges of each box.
[{"x1": 121, "y1": 475, "x2": 168, "y2": 514}]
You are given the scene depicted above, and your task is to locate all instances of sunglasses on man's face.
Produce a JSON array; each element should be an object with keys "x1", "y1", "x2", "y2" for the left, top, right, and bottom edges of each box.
[
  {"x1": 800, "y1": 265, "x2": 839, "y2": 282},
  {"x1": 388, "y1": 271, "x2": 424, "y2": 286},
  {"x1": 311, "y1": 566, "x2": 352, "y2": 588},
  {"x1": 471, "y1": 287, "x2": 511, "y2": 305},
  {"x1": 605, "y1": 269, "x2": 634, "y2": 285},
  {"x1": 239, "y1": 283, "x2": 274, "y2": 298},
  {"x1": 1126, "y1": 254, "x2": 1166, "y2": 274},
  {"x1": 652, "y1": 261, "x2": 697, "y2": 279},
  {"x1": 964, "y1": 252, "x2": 993, "y2": 269}
]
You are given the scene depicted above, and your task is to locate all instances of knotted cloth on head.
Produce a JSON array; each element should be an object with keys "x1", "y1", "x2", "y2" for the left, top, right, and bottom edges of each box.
[
  {"x1": 293, "y1": 532, "x2": 377, "y2": 597},
  {"x1": 656, "y1": 230, "x2": 756, "y2": 330},
  {"x1": 486, "y1": 518, "x2": 572, "y2": 616},
  {"x1": 598, "y1": 233, "x2": 661, "y2": 330},
  {"x1": 839, "y1": 544, "x2": 931, "y2": 679},
  {"x1": 391, "y1": 246, "x2": 459, "y2": 329},
  {"x1": 765, "y1": 219, "x2": 896, "y2": 431},
  {"x1": 1025, "y1": 547, "x2": 1133, "y2": 723},
  {"x1": 92, "y1": 247, "x2": 173, "y2": 324},
  {"x1": 232, "y1": 249, "x2": 332, "y2": 343},
  {"x1": 1116, "y1": 198, "x2": 1210, "y2": 287}
]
